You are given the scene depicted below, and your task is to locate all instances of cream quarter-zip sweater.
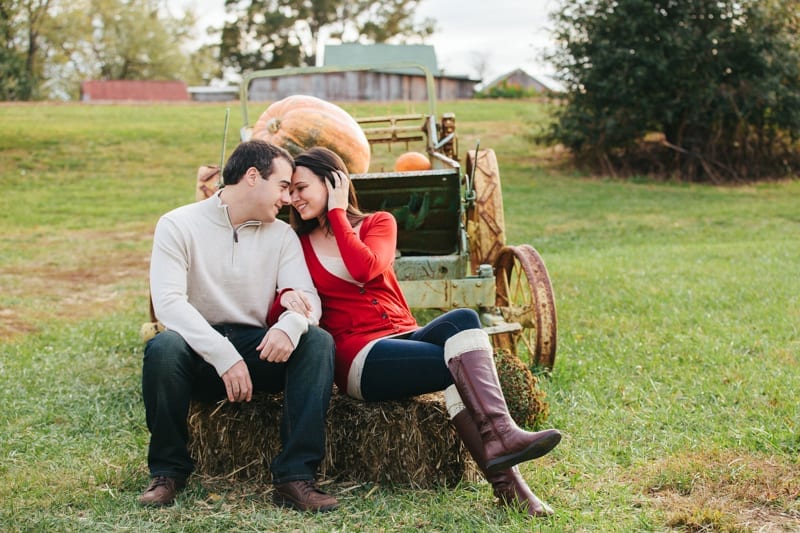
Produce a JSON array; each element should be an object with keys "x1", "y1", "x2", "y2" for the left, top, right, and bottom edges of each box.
[{"x1": 149, "y1": 192, "x2": 321, "y2": 376}]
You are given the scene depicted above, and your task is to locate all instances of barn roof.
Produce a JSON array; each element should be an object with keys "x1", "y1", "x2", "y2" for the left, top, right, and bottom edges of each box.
[
  {"x1": 323, "y1": 44, "x2": 441, "y2": 76},
  {"x1": 482, "y1": 68, "x2": 556, "y2": 92}
]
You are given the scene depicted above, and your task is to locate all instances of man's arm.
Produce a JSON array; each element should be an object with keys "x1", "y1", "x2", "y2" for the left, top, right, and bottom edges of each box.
[{"x1": 149, "y1": 216, "x2": 243, "y2": 377}]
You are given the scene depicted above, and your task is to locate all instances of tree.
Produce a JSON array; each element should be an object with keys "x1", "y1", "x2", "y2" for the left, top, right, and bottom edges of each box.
[
  {"x1": 2, "y1": 0, "x2": 221, "y2": 100},
  {"x1": 0, "y1": 0, "x2": 52, "y2": 100},
  {"x1": 87, "y1": 0, "x2": 199, "y2": 80},
  {"x1": 470, "y1": 50, "x2": 491, "y2": 82},
  {"x1": 546, "y1": 0, "x2": 800, "y2": 182},
  {"x1": 220, "y1": 0, "x2": 435, "y2": 73}
]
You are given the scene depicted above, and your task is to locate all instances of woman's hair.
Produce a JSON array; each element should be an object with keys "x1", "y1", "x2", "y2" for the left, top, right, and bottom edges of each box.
[{"x1": 290, "y1": 146, "x2": 368, "y2": 235}]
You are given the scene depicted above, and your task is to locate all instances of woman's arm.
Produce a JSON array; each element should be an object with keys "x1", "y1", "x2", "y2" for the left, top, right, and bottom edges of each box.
[{"x1": 327, "y1": 208, "x2": 397, "y2": 283}]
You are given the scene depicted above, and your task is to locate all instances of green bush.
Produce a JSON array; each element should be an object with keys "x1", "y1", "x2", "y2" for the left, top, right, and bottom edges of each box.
[{"x1": 545, "y1": 0, "x2": 800, "y2": 182}]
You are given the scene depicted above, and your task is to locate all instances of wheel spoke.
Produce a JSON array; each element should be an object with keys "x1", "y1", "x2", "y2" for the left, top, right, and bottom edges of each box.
[{"x1": 492, "y1": 245, "x2": 558, "y2": 371}]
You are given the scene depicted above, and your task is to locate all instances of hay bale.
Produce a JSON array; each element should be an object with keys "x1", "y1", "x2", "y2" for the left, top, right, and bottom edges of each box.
[
  {"x1": 188, "y1": 394, "x2": 283, "y2": 483},
  {"x1": 494, "y1": 349, "x2": 550, "y2": 428},
  {"x1": 195, "y1": 165, "x2": 221, "y2": 201},
  {"x1": 187, "y1": 391, "x2": 480, "y2": 488},
  {"x1": 326, "y1": 393, "x2": 478, "y2": 487}
]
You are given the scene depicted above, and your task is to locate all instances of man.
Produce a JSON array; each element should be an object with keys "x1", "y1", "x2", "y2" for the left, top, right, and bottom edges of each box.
[{"x1": 140, "y1": 140, "x2": 338, "y2": 512}]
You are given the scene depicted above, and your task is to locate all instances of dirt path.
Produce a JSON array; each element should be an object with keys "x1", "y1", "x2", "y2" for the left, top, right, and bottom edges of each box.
[{"x1": 0, "y1": 229, "x2": 152, "y2": 341}]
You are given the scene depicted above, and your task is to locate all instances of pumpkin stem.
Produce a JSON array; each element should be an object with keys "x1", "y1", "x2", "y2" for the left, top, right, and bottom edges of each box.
[{"x1": 267, "y1": 118, "x2": 281, "y2": 134}]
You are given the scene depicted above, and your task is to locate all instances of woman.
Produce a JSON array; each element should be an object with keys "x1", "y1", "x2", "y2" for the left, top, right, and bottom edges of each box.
[{"x1": 288, "y1": 146, "x2": 561, "y2": 517}]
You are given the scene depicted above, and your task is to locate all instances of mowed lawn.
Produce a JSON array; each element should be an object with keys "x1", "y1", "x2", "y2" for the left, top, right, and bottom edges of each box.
[{"x1": 0, "y1": 100, "x2": 798, "y2": 532}]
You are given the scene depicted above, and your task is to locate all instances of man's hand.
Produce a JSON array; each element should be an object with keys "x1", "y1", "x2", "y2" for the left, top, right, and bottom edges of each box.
[
  {"x1": 221, "y1": 360, "x2": 252, "y2": 403},
  {"x1": 280, "y1": 289, "x2": 313, "y2": 318},
  {"x1": 257, "y1": 328, "x2": 295, "y2": 363}
]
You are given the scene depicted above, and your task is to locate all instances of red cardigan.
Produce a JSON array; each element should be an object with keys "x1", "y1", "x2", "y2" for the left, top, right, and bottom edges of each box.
[{"x1": 300, "y1": 208, "x2": 418, "y2": 391}]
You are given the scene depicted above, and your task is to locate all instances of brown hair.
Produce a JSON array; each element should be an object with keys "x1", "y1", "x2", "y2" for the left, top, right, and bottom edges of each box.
[
  {"x1": 222, "y1": 140, "x2": 294, "y2": 185},
  {"x1": 290, "y1": 146, "x2": 368, "y2": 235}
]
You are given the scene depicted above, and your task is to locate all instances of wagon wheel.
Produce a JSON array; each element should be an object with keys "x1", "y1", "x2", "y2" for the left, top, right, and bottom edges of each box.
[
  {"x1": 466, "y1": 149, "x2": 506, "y2": 274},
  {"x1": 493, "y1": 244, "x2": 558, "y2": 371}
]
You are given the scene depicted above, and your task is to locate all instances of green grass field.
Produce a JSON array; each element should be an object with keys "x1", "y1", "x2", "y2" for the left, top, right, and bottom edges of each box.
[{"x1": 0, "y1": 100, "x2": 798, "y2": 532}]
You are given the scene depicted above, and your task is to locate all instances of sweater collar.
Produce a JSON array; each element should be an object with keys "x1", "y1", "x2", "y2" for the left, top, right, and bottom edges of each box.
[{"x1": 210, "y1": 190, "x2": 262, "y2": 242}]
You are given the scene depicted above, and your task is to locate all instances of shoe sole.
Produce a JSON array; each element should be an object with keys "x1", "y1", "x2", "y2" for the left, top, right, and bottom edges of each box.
[
  {"x1": 485, "y1": 430, "x2": 562, "y2": 473},
  {"x1": 138, "y1": 497, "x2": 175, "y2": 507},
  {"x1": 272, "y1": 494, "x2": 339, "y2": 513}
]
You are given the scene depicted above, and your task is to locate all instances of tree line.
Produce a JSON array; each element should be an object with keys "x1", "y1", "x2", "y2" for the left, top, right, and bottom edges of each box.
[
  {"x1": 6, "y1": 0, "x2": 799, "y2": 181},
  {"x1": 1, "y1": 0, "x2": 433, "y2": 101}
]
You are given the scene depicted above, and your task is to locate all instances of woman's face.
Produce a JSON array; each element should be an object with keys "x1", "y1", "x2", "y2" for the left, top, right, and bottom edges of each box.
[{"x1": 290, "y1": 166, "x2": 328, "y2": 220}]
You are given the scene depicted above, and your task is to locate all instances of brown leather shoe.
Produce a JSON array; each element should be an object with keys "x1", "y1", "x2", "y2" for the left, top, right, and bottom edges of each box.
[
  {"x1": 273, "y1": 480, "x2": 339, "y2": 512},
  {"x1": 138, "y1": 476, "x2": 185, "y2": 507}
]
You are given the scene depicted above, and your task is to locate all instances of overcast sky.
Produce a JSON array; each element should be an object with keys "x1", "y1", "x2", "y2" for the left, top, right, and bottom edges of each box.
[
  {"x1": 413, "y1": 0, "x2": 560, "y2": 83},
  {"x1": 174, "y1": 0, "x2": 561, "y2": 84}
]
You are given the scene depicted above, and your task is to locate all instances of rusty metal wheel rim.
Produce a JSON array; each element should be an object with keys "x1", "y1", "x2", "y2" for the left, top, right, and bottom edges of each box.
[
  {"x1": 494, "y1": 244, "x2": 558, "y2": 371},
  {"x1": 465, "y1": 149, "x2": 506, "y2": 271}
]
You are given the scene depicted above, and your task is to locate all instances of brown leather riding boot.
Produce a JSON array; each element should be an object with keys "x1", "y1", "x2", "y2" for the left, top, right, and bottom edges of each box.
[
  {"x1": 452, "y1": 409, "x2": 553, "y2": 517},
  {"x1": 445, "y1": 329, "x2": 561, "y2": 473}
]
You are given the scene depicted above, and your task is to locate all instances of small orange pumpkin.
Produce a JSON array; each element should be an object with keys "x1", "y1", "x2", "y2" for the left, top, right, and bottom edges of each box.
[
  {"x1": 251, "y1": 95, "x2": 371, "y2": 174},
  {"x1": 394, "y1": 151, "x2": 432, "y2": 172}
]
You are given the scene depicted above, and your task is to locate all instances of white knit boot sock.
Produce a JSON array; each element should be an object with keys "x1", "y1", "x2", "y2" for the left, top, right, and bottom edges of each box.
[{"x1": 443, "y1": 329, "x2": 492, "y2": 419}]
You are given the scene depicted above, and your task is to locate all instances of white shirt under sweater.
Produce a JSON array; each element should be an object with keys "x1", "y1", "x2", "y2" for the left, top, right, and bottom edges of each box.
[{"x1": 149, "y1": 191, "x2": 321, "y2": 377}]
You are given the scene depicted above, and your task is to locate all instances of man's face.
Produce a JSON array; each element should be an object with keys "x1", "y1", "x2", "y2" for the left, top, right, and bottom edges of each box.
[{"x1": 254, "y1": 157, "x2": 293, "y2": 223}]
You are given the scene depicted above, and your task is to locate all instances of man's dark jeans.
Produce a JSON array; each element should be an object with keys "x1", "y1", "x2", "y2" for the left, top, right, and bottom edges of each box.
[{"x1": 142, "y1": 324, "x2": 334, "y2": 483}]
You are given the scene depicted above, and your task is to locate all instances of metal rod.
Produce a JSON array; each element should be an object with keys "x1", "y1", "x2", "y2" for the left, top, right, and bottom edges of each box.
[
  {"x1": 218, "y1": 107, "x2": 230, "y2": 187},
  {"x1": 466, "y1": 140, "x2": 480, "y2": 202}
]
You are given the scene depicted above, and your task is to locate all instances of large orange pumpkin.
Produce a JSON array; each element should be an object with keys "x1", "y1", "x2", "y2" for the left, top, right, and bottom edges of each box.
[
  {"x1": 394, "y1": 151, "x2": 432, "y2": 172},
  {"x1": 251, "y1": 95, "x2": 371, "y2": 174}
]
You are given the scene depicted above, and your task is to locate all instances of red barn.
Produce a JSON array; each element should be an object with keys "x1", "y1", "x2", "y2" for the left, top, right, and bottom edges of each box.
[{"x1": 80, "y1": 80, "x2": 189, "y2": 102}]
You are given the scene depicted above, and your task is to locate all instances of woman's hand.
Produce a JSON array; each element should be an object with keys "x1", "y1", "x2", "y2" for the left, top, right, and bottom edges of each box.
[
  {"x1": 326, "y1": 170, "x2": 350, "y2": 212},
  {"x1": 280, "y1": 289, "x2": 313, "y2": 318}
]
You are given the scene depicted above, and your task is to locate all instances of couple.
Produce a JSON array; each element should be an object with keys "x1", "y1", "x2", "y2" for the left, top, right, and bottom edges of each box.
[{"x1": 140, "y1": 140, "x2": 562, "y2": 515}]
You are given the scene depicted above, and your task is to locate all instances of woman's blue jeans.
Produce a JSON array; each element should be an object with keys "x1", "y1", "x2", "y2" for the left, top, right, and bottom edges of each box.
[
  {"x1": 359, "y1": 308, "x2": 482, "y2": 401},
  {"x1": 142, "y1": 324, "x2": 334, "y2": 483}
]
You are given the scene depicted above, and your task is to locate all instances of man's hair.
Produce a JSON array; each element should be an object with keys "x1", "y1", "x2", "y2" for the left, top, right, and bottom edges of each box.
[
  {"x1": 290, "y1": 146, "x2": 367, "y2": 235},
  {"x1": 223, "y1": 140, "x2": 295, "y2": 185}
]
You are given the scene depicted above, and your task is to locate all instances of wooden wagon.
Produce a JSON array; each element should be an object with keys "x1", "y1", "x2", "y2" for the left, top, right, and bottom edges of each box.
[{"x1": 233, "y1": 64, "x2": 559, "y2": 371}]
